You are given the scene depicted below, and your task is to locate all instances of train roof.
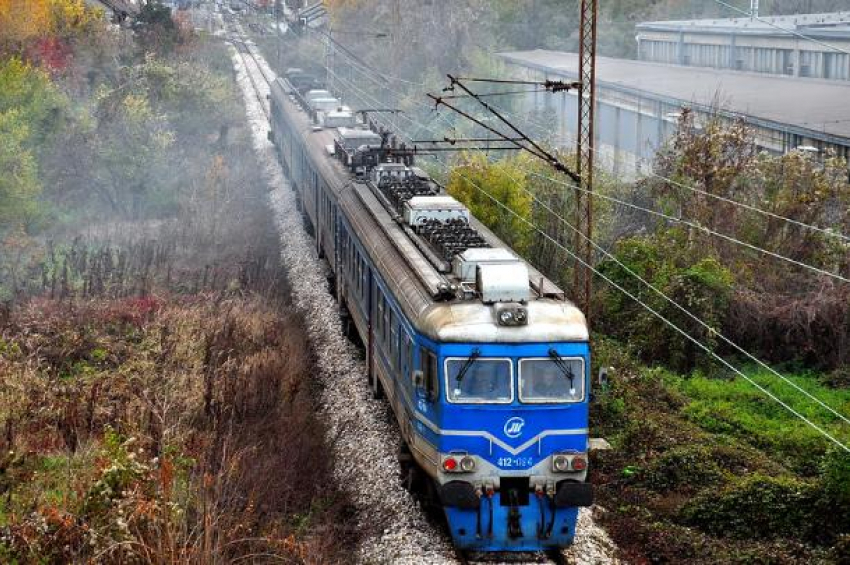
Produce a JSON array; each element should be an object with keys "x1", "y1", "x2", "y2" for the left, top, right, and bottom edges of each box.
[{"x1": 271, "y1": 77, "x2": 588, "y2": 343}]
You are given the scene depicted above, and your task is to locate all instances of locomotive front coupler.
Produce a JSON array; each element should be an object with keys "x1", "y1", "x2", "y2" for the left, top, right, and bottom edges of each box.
[{"x1": 507, "y1": 489, "x2": 523, "y2": 539}]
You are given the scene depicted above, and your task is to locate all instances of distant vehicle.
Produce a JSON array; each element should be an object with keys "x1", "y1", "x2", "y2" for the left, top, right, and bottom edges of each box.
[{"x1": 268, "y1": 69, "x2": 593, "y2": 554}]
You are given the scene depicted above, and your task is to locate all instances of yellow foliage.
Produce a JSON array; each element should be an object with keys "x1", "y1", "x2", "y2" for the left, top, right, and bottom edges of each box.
[
  {"x1": 323, "y1": 0, "x2": 360, "y2": 24},
  {"x1": 0, "y1": 0, "x2": 100, "y2": 46},
  {"x1": 0, "y1": 0, "x2": 51, "y2": 44},
  {"x1": 323, "y1": 0, "x2": 361, "y2": 12},
  {"x1": 447, "y1": 152, "x2": 535, "y2": 255}
]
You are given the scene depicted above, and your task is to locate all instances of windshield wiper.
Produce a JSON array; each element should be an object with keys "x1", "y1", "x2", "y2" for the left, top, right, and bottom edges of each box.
[
  {"x1": 455, "y1": 348, "x2": 482, "y2": 384},
  {"x1": 548, "y1": 348, "x2": 576, "y2": 393}
]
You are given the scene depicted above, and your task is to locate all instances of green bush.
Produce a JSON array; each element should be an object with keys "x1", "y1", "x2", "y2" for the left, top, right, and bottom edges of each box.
[
  {"x1": 597, "y1": 228, "x2": 733, "y2": 373},
  {"x1": 643, "y1": 446, "x2": 726, "y2": 492},
  {"x1": 815, "y1": 449, "x2": 850, "y2": 541},
  {"x1": 682, "y1": 474, "x2": 817, "y2": 540},
  {"x1": 674, "y1": 371, "x2": 850, "y2": 474}
]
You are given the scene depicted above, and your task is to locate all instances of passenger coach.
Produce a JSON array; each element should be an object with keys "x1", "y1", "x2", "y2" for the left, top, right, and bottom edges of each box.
[{"x1": 268, "y1": 68, "x2": 593, "y2": 552}]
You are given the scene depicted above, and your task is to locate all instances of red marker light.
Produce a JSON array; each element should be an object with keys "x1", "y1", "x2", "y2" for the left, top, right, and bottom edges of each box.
[
  {"x1": 572, "y1": 456, "x2": 588, "y2": 471},
  {"x1": 443, "y1": 457, "x2": 458, "y2": 472}
]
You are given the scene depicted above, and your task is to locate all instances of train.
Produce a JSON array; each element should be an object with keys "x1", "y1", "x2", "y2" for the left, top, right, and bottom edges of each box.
[{"x1": 267, "y1": 66, "x2": 593, "y2": 553}]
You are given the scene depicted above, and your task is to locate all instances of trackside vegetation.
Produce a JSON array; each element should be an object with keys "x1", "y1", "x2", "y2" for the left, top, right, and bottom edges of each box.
[
  {"x1": 0, "y1": 2, "x2": 357, "y2": 563},
  {"x1": 441, "y1": 120, "x2": 850, "y2": 562}
]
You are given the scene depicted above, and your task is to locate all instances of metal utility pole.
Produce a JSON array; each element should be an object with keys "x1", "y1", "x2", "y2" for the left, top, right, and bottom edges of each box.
[
  {"x1": 574, "y1": 0, "x2": 597, "y2": 323},
  {"x1": 275, "y1": 0, "x2": 282, "y2": 67},
  {"x1": 325, "y1": 30, "x2": 334, "y2": 94},
  {"x1": 391, "y1": 0, "x2": 400, "y2": 132}
]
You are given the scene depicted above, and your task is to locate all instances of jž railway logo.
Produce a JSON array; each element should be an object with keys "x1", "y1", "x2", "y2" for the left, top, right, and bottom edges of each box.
[{"x1": 504, "y1": 417, "x2": 525, "y2": 439}]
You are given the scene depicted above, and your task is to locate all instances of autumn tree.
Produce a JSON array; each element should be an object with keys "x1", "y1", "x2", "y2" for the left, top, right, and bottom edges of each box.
[
  {"x1": 0, "y1": 58, "x2": 66, "y2": 229},
  {"x1": 0, "y1": 109, "x2": 40, "y2": 227},
  {"x1": 620, "y1": 113, "x2": 850, "y2": 369},
  {"x1": 447, "y1": 152, "x2": 533, "y2": 255},
  {"x1": 0, "y1": 0, "x2": 101, "y2": 59},
  {"x1": 650, "y1": 111, "x2": 850, "y2": 287}
]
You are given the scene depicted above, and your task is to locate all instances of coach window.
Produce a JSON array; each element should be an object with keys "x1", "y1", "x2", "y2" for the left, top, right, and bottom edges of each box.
[
  {"x1": 403, "y1": 334, "x2": 413, "y2": 379},
  {"x1": 390, "y1": 318, "x2": 399, "y2": 369},
  {"x1": 420, "y1": 348, "x2": 439, "y2": 401},
  {"x1": 361, "y1": 259, "x2": 367, "y2": 300},
  {"x1": 357, "y1": 258, "x2": 363, "y2": 296},
  {"x1": 383, "y1": 302, "x2": 391, "y2": 345},
  {"x1": 376, "y1": 293, "x2": 384, "y2": 340}
]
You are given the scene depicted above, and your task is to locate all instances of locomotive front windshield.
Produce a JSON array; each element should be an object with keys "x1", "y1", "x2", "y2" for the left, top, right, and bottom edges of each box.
[
  {"x1": 446, "y1": 358, "x2": 512, "y2": 403},
  {"x1": 519, "y1": 357, "x2": 585, "y2": 403}
]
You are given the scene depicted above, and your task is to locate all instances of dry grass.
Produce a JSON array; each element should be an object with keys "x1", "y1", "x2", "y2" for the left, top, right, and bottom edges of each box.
[{"x1": 0, "y1": 292, "x2": 357, "y2": 563}]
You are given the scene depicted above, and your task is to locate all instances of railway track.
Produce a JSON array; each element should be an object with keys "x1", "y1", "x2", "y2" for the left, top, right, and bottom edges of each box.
[
  {"x1": 230, "y1": 31, "x2": 272, "y2": 118},
  {"x1": 226, "y1": 21, "x2": 618, "y2": 565}
]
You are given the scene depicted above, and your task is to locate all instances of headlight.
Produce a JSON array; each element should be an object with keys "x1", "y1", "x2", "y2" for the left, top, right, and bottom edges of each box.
[
  {"x1": 552, "y1": 453, "x2": 588, "y2": 473},
  {"x1": 442, "y1": 454, "x2": 476, "y2": 473},
  {"x1": 552, "y1": 454, "x2": 570, "y2": 472},
  {"x1": 495, "y1": 304, "x2": 528, "y2": 326},
  {"x1": 460, "y1": 456, "x2": 476, "y2": 472}
]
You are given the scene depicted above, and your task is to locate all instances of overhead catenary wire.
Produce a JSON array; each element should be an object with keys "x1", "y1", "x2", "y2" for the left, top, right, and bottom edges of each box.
[
  {"x1": 496, "y1": 162, "x2": 850, "y2": 428},
  {"x1": 436, "y1": 88, "x2": 553, "y2": 100},
  {"x1": 450, "y1": 170, "x2": 850, "y2": 453},
  {"x1": 516, "y1": 165, "x2": 850, "y2": 283},
  {"x1": 712, "y1": 0, "x2": 850, "y2": 56},
  {"x1": 482, "y1": 95, "x2": 850, "y2": 244},
  {"x1": 313, "y1": 27, "x2": 427, "y2": 86},
  {"x1": 323, "y1": 56, "x2": 850, "y2": 429},
  {"x1": 332, "y1": 36, "x2": 850, "y2": 245},
  {"x1": 432, "y1": 77, "x2": 850, "y2": 283},
  {"x1": 322, "y1": 32, "x2": 850, "y2": 248},
  {"x1": 440, "y1": 74, "x2": 581, "y2": 182}
]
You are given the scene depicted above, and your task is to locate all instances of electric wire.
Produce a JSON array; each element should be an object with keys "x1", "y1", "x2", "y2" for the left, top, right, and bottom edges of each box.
[
  {"x1": 323, "y1": 33, "x2": 850, "y2": 256},
  {"x1": 433, "y1": 78, "x2": 850, "y2": 281},
  {"x1": 483, "y1": 97, "x2": 850, "y2": 244},
  {"x1": 498, "y1": 163, "x2": 850, "y2": 427},
  {"x1": 449, "y1": 169, "x2": 850, "y2": 453},
  {"x1": 516, "y1": 165, "x2": 850, "y2": 283},
  {"x1": 711, "y1": 0, "x2": 850, "y2": 56},
  {"x1": 331, "y1": 37, "x2": 850, "y2": 245},
  {"x1": 323, "y1": 59, "x2": 850, "y2": 428}
]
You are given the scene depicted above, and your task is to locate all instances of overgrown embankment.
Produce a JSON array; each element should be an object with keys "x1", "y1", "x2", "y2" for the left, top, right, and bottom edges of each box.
[
  {"x1": 0, "y1": 3, "x2": 358, "y2": 563},
  {"x1": 0, "y1": 290, "x2": 354, "y2": 563},
  {"x1": 590, "y1": 338, "x2": 850, "y2": 563},
  {"x1": 443, "y1": 114, "x2": 850, "y2": 563}
]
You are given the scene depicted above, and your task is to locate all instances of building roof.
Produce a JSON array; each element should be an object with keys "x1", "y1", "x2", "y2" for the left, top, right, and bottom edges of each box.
[
  {"x1": 497, "y1": 49, "x2": 850, "y2": 142},
  {"x1": 84, "y1": 0, "x2": 139, "y2": 16},
  {"x1": 636, "y1": 11, "x2": 850, "y2": 39}
]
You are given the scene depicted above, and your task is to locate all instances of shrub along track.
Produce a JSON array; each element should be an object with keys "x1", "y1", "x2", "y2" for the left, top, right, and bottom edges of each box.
[{"x1": 228, "y1": 25, "x2": 619, "y2": 565}]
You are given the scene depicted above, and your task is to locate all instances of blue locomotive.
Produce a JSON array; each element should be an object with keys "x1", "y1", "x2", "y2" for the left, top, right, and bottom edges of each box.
[{"x1": 268, "y1": 68, "x2": 593, "y2": 552}]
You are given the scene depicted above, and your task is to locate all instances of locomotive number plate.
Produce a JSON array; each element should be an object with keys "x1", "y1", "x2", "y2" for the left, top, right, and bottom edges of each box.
[{"x1": 497, "y1": 456, "x2": 534, "y2": 469}]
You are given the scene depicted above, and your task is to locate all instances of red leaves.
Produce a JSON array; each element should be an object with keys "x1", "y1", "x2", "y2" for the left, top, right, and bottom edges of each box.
[{"x1": 31, "y1": 36, "x2": 71, "y2": 72}]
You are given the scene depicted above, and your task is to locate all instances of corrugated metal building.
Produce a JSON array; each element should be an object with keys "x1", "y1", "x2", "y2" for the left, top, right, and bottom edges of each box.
[
  {"x1": 635, "y1": 12, "x2": 850, "y2": 81},
  {"x1": 496, "y1": 50, "x2": 850, "y2": 177}
]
